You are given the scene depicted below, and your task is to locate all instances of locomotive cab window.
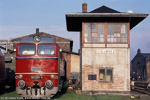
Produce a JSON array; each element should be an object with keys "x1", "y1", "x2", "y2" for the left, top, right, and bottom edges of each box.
[
  {"x1": 38, "y1": 45, "x2": 55, "y2": 55},
  {"x1": 19, "y1": 44, "x2": 35, "y2": 55}
]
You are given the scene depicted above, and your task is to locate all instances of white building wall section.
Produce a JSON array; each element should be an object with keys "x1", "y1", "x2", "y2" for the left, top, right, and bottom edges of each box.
[{"x1": 82, "y1": 47, "x2": 130, "y2": 91}]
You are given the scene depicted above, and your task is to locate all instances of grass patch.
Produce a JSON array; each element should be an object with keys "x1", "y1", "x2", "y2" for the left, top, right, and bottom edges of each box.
[
  {"x1": 0, "y1": 90, "x2": 150, "y2": 100},
  {"x1": 0, "y1": 91, "x2": 21, "y2": 100}
]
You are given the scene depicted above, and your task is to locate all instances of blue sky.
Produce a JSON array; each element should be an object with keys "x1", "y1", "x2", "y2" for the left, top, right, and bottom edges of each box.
[{"x1": 0, "y1": 0, "x2": 150, "y2": 59}]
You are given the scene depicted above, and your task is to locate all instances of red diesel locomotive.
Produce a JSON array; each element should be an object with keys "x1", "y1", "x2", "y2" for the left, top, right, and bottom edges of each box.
[
  {"x1": 0, "y1": 49, "x2": 5, "y2": 92},
  {"x1": 15, "y1": 34, "x2": 66, "y2": 98}
]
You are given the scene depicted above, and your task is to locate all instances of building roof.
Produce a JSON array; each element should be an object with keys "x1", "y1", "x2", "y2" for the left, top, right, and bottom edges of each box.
[
  {"x1": 66, "y1": 5, "x2": 148, "y2": 31},
  {"x1": 131, "y1": 49, "x2": 150, "y2": 63},
  {"x1": 20, "y1": 36, "x2": 56, "y2": 43},
  {"x1": 90, "y1": 5, "x2": 120, "y2": 13},
  {"x1": 11, "y1": 32, "x2": 72, "y2": 42},
  {"x1": 10, "y1": 32, "x2": 73, "y2": 52},
  {"x1": 141, "y1": 53, "x2": 150, "y2": 58}
]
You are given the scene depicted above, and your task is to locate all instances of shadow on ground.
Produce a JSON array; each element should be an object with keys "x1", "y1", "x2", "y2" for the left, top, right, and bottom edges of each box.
[
  {"x1": 0, "y1": 86, "x2": 16, "y2": 95},
  {"x1": 51, "y1": 84, "x2": 68, "y2": 99}
]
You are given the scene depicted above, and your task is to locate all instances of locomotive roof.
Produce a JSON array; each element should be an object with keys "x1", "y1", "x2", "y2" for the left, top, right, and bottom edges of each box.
[{"x1": 20, "y1": 36, "x2": 56, "y2": 43}]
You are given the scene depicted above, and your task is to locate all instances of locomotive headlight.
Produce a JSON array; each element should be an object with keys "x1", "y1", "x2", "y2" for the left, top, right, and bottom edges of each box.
[
  {"x1": 50, "y1": 74, "x2": 55, "y2": 79},
  {"x1": 45, "y1": 80, "x2": 53, "y2": 89},
  {"x1": 18, "y1": 80, "x2": 25, "y2": 89},
  {"x1": 18, "y1": 74, "x2": 23, "y2": 79},
  {"x1": 33, "y1": 35, "x2": 41, "y2": 42}
]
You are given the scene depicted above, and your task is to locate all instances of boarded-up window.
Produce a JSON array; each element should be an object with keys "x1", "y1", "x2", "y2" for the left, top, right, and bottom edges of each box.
[
  {"x1": 99, "y1": 68, "x2": 113, "y2": 82},
  {"x1": 88, "y1": 74, "x2": 97, "y2": 80}
]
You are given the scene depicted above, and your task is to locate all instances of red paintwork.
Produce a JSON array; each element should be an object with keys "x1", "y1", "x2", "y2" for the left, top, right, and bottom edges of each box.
[
  {"x1": 16, "y1": 43, "x2": 59, "y2": 87},
  {"x1": 0, "y1": 49, "x2": 5, "y2": 84},
  {"x1": 16, "y1": 59, "x2": 58, "y2": 74},
  {"x1": 16, "y1": 75, "x2": 58, "y2": 87}
]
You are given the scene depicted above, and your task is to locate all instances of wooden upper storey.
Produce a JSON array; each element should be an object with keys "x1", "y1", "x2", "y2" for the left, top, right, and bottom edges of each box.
[{"x1": 82, "y1": 22, "x2": 130, "y2": 48}]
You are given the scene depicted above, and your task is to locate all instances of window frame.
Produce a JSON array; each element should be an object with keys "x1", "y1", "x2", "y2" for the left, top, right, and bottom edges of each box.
[
  {"x1": 37, "y1": 44, "x2": 56, "y2": 55},
  {"x1": 99, "y1": 68, "x2": 113, "y2": 82},
  {"x1": 18, "y1": 44, "x2": 36, "y2": 55},
  {"x1": 84, "y1": 23, "x2": 105, "y2": 43},
  {"x1": 82, "y1": 23, "x2": 129, "y2": 45},
  {"x1": 88, "y1": 74, "x2": 97, "y2": 80},
  {"x1": 107, "y1": 24, "x2": 128, "y2": 43}
]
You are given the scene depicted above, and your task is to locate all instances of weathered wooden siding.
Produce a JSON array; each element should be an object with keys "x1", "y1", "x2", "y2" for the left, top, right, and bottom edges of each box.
[{"x1": 146, "y1": 61, "x2": 150, "y2": 81}]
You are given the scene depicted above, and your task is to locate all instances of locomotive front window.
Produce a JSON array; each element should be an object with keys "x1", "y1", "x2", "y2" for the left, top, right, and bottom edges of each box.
[
  {"x1": 38, "y1": 45, "x2": 55, "y2": 55},
  {"x1": 19, "y1": 44, "x2": 35, "y2": 55}
]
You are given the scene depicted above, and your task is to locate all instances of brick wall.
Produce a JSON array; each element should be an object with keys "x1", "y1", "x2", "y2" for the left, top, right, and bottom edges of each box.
[
  {"x1": 62, "y1": 52, "x2": 71, "y2": 80},
  {"x1": 82, "y1": 48, "x2": 130, "y2": 92}
]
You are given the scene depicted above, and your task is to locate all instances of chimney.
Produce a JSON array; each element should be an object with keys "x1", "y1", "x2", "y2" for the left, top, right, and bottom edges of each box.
[
  {"x1": 82, "y1": 3, "x2": 87, "y2": 13},
  {"x1": 36, "y1": 28, "x2": 39, "y2": 35}
]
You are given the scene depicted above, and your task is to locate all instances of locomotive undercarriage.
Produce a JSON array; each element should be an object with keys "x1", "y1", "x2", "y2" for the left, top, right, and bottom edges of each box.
[
  {"x1": 16, "y1": 87, "x2": 58, "y2": 98},
  {"x1": 16, "y1": 81, "x2": 58, "y2": 98}
]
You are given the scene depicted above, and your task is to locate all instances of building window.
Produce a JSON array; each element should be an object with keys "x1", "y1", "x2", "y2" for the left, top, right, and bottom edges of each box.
[
  {"x1": 88, "y1": 74, "x2": 97, "y2": 80},
  {"x1": 99, "y1": 68, "x2": 113, "y2": 82},
  {"x1": 107, "y1": 24, "x2": 127, "y2": 43},
  {"x1": 84, "y1": 24, "x2": 104, "y2": 43},
  {"x1": 84, "y1": 23, "x2": 128, "y2": 43}
]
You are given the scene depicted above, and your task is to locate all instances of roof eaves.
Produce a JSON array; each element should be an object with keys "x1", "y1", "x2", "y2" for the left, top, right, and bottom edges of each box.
[{"x1": 66, "y1": 13, "x2": 149, "y2": 17}]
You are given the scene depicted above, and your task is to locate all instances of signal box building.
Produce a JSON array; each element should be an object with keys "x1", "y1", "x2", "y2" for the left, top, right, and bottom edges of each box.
[{"x1": 66, "y1": 4, "x2": 148, "y2": 93}]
